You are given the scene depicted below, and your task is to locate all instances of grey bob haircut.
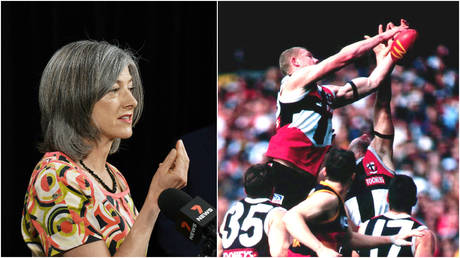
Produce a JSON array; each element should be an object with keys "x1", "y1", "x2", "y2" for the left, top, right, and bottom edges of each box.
[{"x1": 39, "y1": 40, "x2": 144, "y2": 161}]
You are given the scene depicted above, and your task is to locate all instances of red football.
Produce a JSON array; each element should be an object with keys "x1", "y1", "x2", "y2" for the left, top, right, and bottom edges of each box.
[{"x1": 390, "y1": 29, "x2": 418, "y2": 62}]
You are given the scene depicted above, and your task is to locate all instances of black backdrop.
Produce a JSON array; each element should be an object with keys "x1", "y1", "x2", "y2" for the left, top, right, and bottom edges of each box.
[
  {"x1": 219, "y1": 1, "x2": 459, "y2": 72},
  {"x1": 2, "y1": 2, "x2": 216, "y2": 256}
]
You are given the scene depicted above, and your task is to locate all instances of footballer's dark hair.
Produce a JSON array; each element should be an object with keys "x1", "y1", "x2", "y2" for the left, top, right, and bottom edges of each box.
[
  {"x1": 388, "y1": 175, "x2": 417, "y2": 213},
  {"x1": 243, "y1": 164, "x2": 274, "y2": 198},
  {"x1": 325, "y1": 148, "x2": 357, "y2": 183}
]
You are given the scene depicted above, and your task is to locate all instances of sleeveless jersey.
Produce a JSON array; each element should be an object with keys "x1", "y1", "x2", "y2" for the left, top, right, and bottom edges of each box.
[
  {"x1": 265, "y1": 77, "x2": 335, "y2": 177},
  {"x1": 219, "y1": 198, "x2": 286, "y2": 257},
  {"x1": 289, "y1": 182, "x2": 349, "y2": 256},
  {"x1": 345, "y1": 146, "x2": 395, "y2": 226},
  {"x1": 358, "y1": 213, "x2": 427, "y2": 257}
]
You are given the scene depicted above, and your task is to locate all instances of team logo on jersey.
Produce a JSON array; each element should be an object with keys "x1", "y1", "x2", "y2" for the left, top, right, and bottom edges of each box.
[
  {"x1": 271, "y1": 193, "x2": 284, "y2": 205},
  {"x1": 366, "y1": 162, "x2": 378, "y2": 174}
]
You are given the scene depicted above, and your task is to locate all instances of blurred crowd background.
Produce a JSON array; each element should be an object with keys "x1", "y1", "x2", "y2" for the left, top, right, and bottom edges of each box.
[{"x1": 218, "y1": 44, "x2": 459, "y2": 256}]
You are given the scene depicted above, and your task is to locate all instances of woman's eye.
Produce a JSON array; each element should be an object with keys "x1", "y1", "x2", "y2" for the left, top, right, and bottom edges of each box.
[
  {"x1": 110, "y1": 87, "x2": 120, "y2": 93},
  {"x1": 128, "y1": 86, "x2": 135, "y2": 92}
]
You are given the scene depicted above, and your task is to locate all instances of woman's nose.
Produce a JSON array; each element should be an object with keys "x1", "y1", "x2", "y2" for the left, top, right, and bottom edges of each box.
[{"x1": 123, "y1": 88, "x2": 138, "y2": 109}]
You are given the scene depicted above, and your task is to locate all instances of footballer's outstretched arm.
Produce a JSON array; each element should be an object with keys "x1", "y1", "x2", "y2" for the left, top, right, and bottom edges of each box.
[
  {"x1": 284, "y1": 22, "x2": 408, "y2": 92},
  {"x1": 329, "y1": 51, "x2": 395, "y2": 109},
  {"x1": 370, "y1": 75, "x2": 395, "y2": 171},
  {"x1": 329, "y1": 21, "x2": 403, "y2": 109},
  {"x1": 369, "y1": 22, "x2": 396, "y2": 171},
  {"x1": 283, "y1": 191, "x2": 342, "y2": 257}
]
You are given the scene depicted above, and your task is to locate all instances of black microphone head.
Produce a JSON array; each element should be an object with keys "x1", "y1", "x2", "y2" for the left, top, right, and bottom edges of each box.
[{"x1": 158, "y1": 188, "x2": 193, "y2": 221}]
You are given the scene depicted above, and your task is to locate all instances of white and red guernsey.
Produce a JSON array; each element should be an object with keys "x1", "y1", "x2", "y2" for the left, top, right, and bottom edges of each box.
[{"x1": 265, "y1": 77, "x2": 335, "y2": 177}]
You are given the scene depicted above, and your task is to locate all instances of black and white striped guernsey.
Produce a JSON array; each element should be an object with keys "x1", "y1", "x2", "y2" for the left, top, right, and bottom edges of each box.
[
  {"x1": 345, "y1": 146, "x2": 395, "y2": 226},
  {"x1": 358, "y1": 213, "x2": 427, "y2": 257}
]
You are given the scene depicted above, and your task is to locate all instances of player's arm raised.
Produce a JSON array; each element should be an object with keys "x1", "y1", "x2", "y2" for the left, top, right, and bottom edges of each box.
[
  {"x1": 267, "y1": 208, "x2": 290, "y2": 257},
  {"x1": 330, "y1": 51, "x2": 395, "y2": 108},
  {"x1": 369, "y1": 74, "x2": 395, "y2": 170},
  {"x1": 284, "y1": 22, "x2": 407, "y2": 92},
  {"x1": 283, "y1": 192, "x2": 342, "y2": 257},
  {"x1": 328, "y1": 20, "x2": 409, "y2": 109},
  {"x1": 370, "y1": 22, "x2": 396, "y2": 171}
]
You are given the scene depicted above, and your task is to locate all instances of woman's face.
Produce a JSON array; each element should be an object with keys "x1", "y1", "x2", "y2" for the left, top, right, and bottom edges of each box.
[{"x1": 92, "y1": 66, "x2": 138, "y2": 142}]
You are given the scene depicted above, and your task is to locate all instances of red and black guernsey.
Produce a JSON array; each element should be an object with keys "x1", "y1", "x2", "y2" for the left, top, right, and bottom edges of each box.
[
  {"x1": 288, "y1": 182, "x2": 349, "y2": 257},
  {"x1": 345, "y1": 147, "x2": 395, "y2": 226},
  {"x1": 266, "y1": 80, "x2": 335, "y2": 177}
]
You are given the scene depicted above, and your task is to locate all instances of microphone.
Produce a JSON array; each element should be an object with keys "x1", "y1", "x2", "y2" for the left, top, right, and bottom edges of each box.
[{"x1": 158, "y1": 188, "x2": 216, "y2": 256}]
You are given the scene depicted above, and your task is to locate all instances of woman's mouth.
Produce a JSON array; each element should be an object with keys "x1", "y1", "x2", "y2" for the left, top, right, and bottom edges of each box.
[{"x1": 118, "y1": 114, "x2": 132, "y2": 123}]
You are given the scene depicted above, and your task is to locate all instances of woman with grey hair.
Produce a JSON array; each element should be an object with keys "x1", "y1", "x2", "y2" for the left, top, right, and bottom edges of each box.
[{"x1": 21, "y1": 40, "x2": 189, "y2": 256}]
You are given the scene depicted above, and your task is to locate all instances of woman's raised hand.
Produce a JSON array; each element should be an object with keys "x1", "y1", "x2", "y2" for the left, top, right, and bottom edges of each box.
[
  {"x1": 166, "y1": 139, "x2": 189, "y2": 189},
  {"x1": 149, "y1": 140, "x2": 189, "y2": 204}
]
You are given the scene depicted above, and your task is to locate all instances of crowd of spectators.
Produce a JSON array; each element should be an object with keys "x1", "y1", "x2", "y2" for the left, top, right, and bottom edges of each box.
[{"x1": 218, "y1": 44, "x2": 458, "y2": 256}]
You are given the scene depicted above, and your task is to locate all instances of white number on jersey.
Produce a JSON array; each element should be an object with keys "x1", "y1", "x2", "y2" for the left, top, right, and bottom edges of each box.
[
  {"x1": 369, "y1": 219, "x2": 415, "y2": 257},
  {"x1": 220, "y1": 202, "x2": 273, "y2": 248}
]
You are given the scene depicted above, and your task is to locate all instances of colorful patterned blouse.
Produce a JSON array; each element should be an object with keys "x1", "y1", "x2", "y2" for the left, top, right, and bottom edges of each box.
[{"x1": 21, "y1": 152, "x2": 139, "y2": 256}]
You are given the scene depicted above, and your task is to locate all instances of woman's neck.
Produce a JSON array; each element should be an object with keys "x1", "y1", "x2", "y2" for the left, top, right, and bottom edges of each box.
[{"x1": 82, "y1": 139, "x2": 112, "y2": 172}]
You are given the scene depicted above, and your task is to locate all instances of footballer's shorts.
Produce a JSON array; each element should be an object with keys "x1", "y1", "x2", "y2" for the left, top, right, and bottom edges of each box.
[{"x1": 267, "y1": 161, "x2": 316, "y2": 209}]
